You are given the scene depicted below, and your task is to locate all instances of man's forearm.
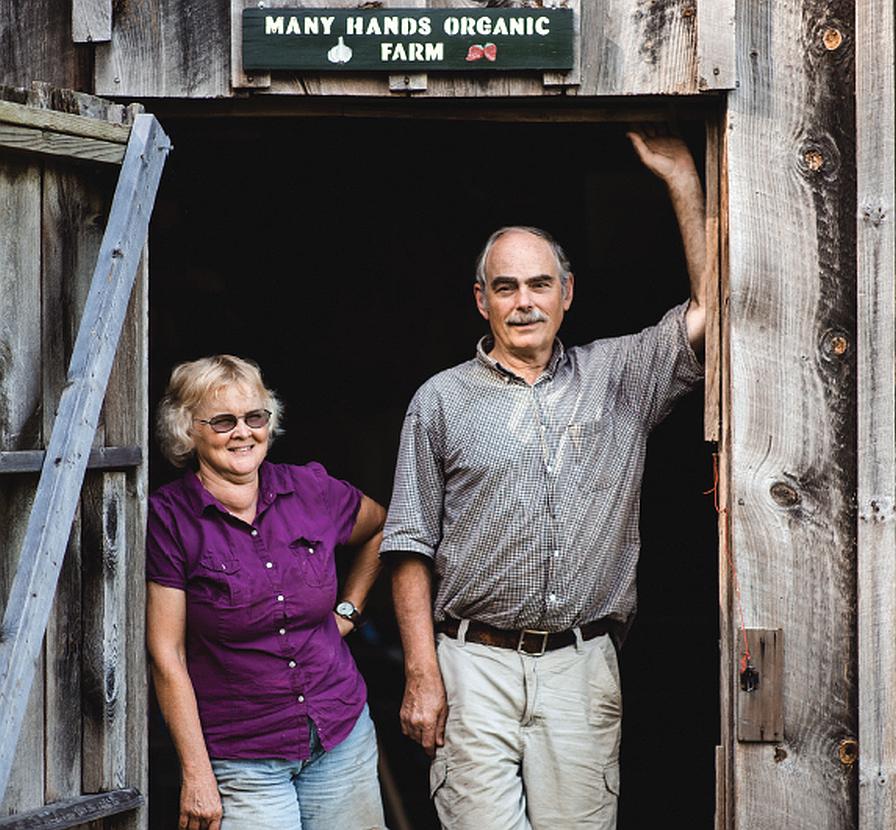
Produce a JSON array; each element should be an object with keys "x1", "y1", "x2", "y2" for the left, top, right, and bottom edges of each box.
[
  {"x1": 391, "y1": 553, "x2": 439, "y2": 675},
  {"x1": 667, "y1": 170, "x2": 707, "y2": 349},
  {"x1": 390, "y1": 553, "x2": 448, "y2": 754},
  {"x1": 667, "y1": 169, "x2": 707, "y2": 308}
]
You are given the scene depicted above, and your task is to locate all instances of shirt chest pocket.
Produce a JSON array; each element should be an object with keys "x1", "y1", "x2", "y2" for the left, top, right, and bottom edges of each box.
[
  {"x1": 566, "y1": 418, "x2": 615, "y2": 490},
  {"x1": 289, "y1": 537, "x2": 333, "y2": 588},
  {"x1": 198, "y1": 549, "x2": 243, "y2": 605}
]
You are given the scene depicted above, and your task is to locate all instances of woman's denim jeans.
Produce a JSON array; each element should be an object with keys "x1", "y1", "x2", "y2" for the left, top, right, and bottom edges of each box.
[{"x1": 211, "y1": 704, "x2": 386, "y2": 830}]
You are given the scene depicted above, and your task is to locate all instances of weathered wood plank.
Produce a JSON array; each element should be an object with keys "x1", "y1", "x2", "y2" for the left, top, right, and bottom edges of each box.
[
  {"x1": 582, "y1": 0, "x2": 698, "y2": 96},
  {"x1": 0, "y1": 789, "x2": 142, "y2": 830},
  {"x1": 0, "y1": 158, "x2": 43, "y2": 455},
  {"x1": 0, "y1": 124, "x2": 126, "y2": 165},
  {"x1": 0, "y1": 479, "x2": 44, "y2": 821},
  {"x1": 703, "y1": 115, "x2": 721, "y2": 441},
  {"x1": 41, "y1": 156, "x2": 115, "y2": 806},
  {"x1": 0, "y1": 101, "x2": 130, "y2": 145},
  {"x1": 696, "y1": 0, "x2": 735, "y2": 91},
  {"x1": 112, "y1": 0, "x2": 717, "y2": 97},
  {"x1": 726, "y1": 0, "x2": 857, "y2": 826},
  {"x1": 94, "y1": 0, "x2": 231, "y2": 98},
  {"x1": 856, "y1": 0, "x2": 896, "y2": 825},
  {"x1": 81, "y1": 473, "x2": 128, "y2": 795},
  {"x1": 714, "y1": 744, "x2": 726, "y2": 830},
  {"x1": 43, "y1": 510, "x2": 82, "y2": 805},
  {"x1": 103, "y1": 246, "x2": 149, "y2": 830},
  {"x1": 717, "y1": 109, "x2": 733, "y2": 830},
  {"x1": 0, "y1": 153, "x2": 45, "y2": 820},
  {"x1": 0, "y1": 0, "x2": 91, "y2": 91},
  {"x1": 230, "y1": 0, "x2": 272, "y2": 90},
  {"x1": 0, "y1": 114, "x2": 171, "y2": 803},
  {"x1": 736, "y1": 629, "x2": 784, "y2": 743},
  {"x1": 23, "y1": 84, "x2": 128, "y2": 126},
  {"x1": 0, "y1": 448, "x2": 142, "y2": 475},
  {"x1": 72, "y1": 0, "x2": 112, "y2": 44}
]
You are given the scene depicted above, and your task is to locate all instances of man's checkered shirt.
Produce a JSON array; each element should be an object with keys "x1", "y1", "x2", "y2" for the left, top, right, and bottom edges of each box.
[{"x1": 381, "y1": 302, "x2": 703, "y2": 632}]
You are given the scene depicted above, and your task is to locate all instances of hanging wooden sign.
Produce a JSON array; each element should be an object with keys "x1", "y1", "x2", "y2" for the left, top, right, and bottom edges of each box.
[{"x1": 242, "y1": 8, "x2": 574, "y2": 72}]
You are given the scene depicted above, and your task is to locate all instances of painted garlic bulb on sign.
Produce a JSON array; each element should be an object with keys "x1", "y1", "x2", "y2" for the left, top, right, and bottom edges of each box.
[{"x1": 328, "y1": 37, "x2": 353, "y2": 64}]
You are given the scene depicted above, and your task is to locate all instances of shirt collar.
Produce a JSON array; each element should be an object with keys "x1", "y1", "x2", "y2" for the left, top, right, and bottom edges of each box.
[
  {"x1": 182, "y1": 460, "x2": 290, "y2": 516},
  {"x1": 475, "y1": 336, "x2": 566, "y2": 383}
]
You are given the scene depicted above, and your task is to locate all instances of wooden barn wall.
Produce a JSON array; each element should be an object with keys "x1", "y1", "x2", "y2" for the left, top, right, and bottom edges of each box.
[
  {"x1": 0, "y1": 0, "x2": 92, "y2": 92},
  {"x1": 0, "y1": 99, "x2": 149, "y2": 830},
  {"x1": 724, "y1": 0, "x2": 857, "y2": 827},
  {"x1": 856, "y1": 0, "x2": 896, "y2": 825},
  {"x1": 91, "y1": 0, "x2": 735, "y2": 98}
]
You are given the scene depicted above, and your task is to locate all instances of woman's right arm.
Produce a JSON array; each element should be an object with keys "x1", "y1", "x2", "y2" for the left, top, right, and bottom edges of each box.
[{"x1": 147, "y1": 581, "x2": 223, "y2": 830}]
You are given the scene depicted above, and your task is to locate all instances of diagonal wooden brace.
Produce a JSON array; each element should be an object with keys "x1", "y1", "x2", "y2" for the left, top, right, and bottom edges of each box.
[{"x1": 0, "y1": 113, "x2": 171, "y2": 802}]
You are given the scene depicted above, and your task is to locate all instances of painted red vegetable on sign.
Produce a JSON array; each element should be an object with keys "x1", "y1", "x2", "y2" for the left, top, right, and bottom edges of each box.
[{"x1": 465, "y1": 43, "x2": 497, "y2": 62}]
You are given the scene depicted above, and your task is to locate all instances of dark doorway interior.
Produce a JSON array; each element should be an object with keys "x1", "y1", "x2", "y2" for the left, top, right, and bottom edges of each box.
[{"x1": 147, "y1": 112, "x2": 719, "y2": 829}]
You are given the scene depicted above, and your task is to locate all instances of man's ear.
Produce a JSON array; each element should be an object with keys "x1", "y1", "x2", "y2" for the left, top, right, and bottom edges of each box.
[
  {"x1": 474, "y1": 283, "x2": 490, "y2": 320},
  {"x1": 562, "y1": 273, "x2": 575, "y2": 310}
]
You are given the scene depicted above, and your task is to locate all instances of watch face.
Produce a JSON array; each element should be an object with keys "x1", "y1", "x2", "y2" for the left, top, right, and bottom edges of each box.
[{"x1": 336, "y1": 601, "x2": 355, "y2": 617}]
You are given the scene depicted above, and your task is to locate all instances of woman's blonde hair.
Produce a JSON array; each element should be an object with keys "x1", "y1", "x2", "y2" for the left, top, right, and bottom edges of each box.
[{"x1": 156, "y1": 355, "x2": 284, "y2": 467}]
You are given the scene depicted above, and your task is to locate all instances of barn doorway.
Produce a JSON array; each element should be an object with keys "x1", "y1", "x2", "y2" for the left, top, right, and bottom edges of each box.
[{"x1": 145, "y1": 107, "x2": 719, "y2": 829}]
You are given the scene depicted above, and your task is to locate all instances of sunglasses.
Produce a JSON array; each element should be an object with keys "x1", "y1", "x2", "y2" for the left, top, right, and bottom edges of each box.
[{"x1": 193, "y1": 409, "x2": 272, "y2": 433}]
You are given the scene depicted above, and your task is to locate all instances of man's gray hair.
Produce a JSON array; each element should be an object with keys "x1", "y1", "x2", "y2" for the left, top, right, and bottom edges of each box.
[{"x1": 474, "y1": 226, "x2": 573, "y2": 297}]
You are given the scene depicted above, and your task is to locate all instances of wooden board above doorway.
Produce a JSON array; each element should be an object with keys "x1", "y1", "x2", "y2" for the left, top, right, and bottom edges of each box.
[{"x1": 88, "y1": 0, "x2": 736, "y2": 99}]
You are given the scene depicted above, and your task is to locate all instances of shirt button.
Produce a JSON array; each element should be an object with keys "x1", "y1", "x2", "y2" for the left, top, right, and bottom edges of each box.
[
  {"x1": 288, "y1": 660, "x2": 296, "y2": 668},
  {"x1": 297, "y1": 695, "x2": 305, "y2": 703},
  {"x1": 549, "y1": 593, "x2": 557, "y2": 602},
  {"x1": 553, "y1": 550, "x2": 560, "y2": 558},
  {"x1": 277, "y1": 594, "x2": 284, "y2": 602},
  {"x1": 278, "y1": 628, "x2": 286, "y2": 635},
  {"x1": 265, "y1": 562, "x2": 273, "y2": 569},
  {"x1": 308, "y1": 546, "x2": 315, "y2": 554},
  {"x1": 250, "y1": 529, "x2": 258, "y2": 537}
]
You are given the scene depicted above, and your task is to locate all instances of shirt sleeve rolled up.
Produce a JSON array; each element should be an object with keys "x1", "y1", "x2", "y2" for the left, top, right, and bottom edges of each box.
[{"x1": 380, "y1": 400, "x2": 446, "y2": 560}]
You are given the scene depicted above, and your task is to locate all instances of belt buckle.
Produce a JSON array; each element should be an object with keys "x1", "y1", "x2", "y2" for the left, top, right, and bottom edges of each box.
[{"x1": 518, "y1": 629, "x2": 549, "y2": 656}]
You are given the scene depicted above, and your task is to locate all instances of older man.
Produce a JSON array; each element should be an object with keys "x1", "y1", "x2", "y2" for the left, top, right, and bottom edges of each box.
[{"x1": 381, "y1": 132, "x2": 707, "y2": 829}]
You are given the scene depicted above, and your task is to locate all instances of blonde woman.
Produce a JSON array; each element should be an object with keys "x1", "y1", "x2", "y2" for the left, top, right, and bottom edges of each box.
[{"x1": 146, "y1": 355, "x2": 387, "y2": 830}]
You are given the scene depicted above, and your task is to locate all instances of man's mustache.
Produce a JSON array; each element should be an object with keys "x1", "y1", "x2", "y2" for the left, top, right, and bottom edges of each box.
[{"x1": 506, "y1": 310, "x2": 547, "y2": 325}]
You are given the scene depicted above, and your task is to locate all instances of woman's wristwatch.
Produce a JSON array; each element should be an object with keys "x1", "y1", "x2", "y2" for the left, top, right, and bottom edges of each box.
[{"x1": 335, "y1": 600, "x2": 364, "y2": 630}]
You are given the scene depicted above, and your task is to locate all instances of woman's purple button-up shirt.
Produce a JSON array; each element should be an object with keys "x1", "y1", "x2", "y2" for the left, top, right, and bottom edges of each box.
[{"x1": 146, "y1": 460, "x2": 365, "y2": 760}]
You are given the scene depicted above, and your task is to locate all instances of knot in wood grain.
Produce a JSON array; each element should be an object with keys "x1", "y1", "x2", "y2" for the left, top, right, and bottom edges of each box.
[
  {"x1": 798, "y1": 134, "x2": 841, "y2": 180},
  {"x1": 805, "y1": 150, "x2": 824, "y2": 171},
  {"x1": 820, "y1": 329, "x2": 850, "y2": 358},
  {"x1": 838, "y1": 737, "x2": 858, "y2": 766},
  {"x1": 770, "y1": 481, "x2": 800, "y2": 508},
  {"x1": 822, "y1": 28, "x2": 843, "y2": 50}
]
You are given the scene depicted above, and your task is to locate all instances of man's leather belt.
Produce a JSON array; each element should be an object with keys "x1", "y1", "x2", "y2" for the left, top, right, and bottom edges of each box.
[{"x1": 436, "y1": 617, "x2": 612, "y2": 656}]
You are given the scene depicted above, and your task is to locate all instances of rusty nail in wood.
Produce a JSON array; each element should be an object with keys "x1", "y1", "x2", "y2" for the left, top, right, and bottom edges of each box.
[
  {"x1": 805, "y1": 150, "x2": 824, "y2": 171},
  {"x1": 838, "y1": 738, "x2": 858, "y2": 766},
  {"x1": 830, "y1": 335, "x2": 848, "y2": 355},
  {"x1": 823, "y1": 28, "x2": 843, "y2": 50}
]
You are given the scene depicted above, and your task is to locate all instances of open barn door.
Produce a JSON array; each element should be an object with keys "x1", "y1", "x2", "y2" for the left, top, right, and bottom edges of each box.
[{"x1": 0, "y1": 85, "x2": 170, "y2": 830}]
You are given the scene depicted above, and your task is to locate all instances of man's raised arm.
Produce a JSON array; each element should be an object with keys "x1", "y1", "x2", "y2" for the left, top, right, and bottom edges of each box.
[{"x1": 627, "y1": 130, "x2": 708, "y2": 351}]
